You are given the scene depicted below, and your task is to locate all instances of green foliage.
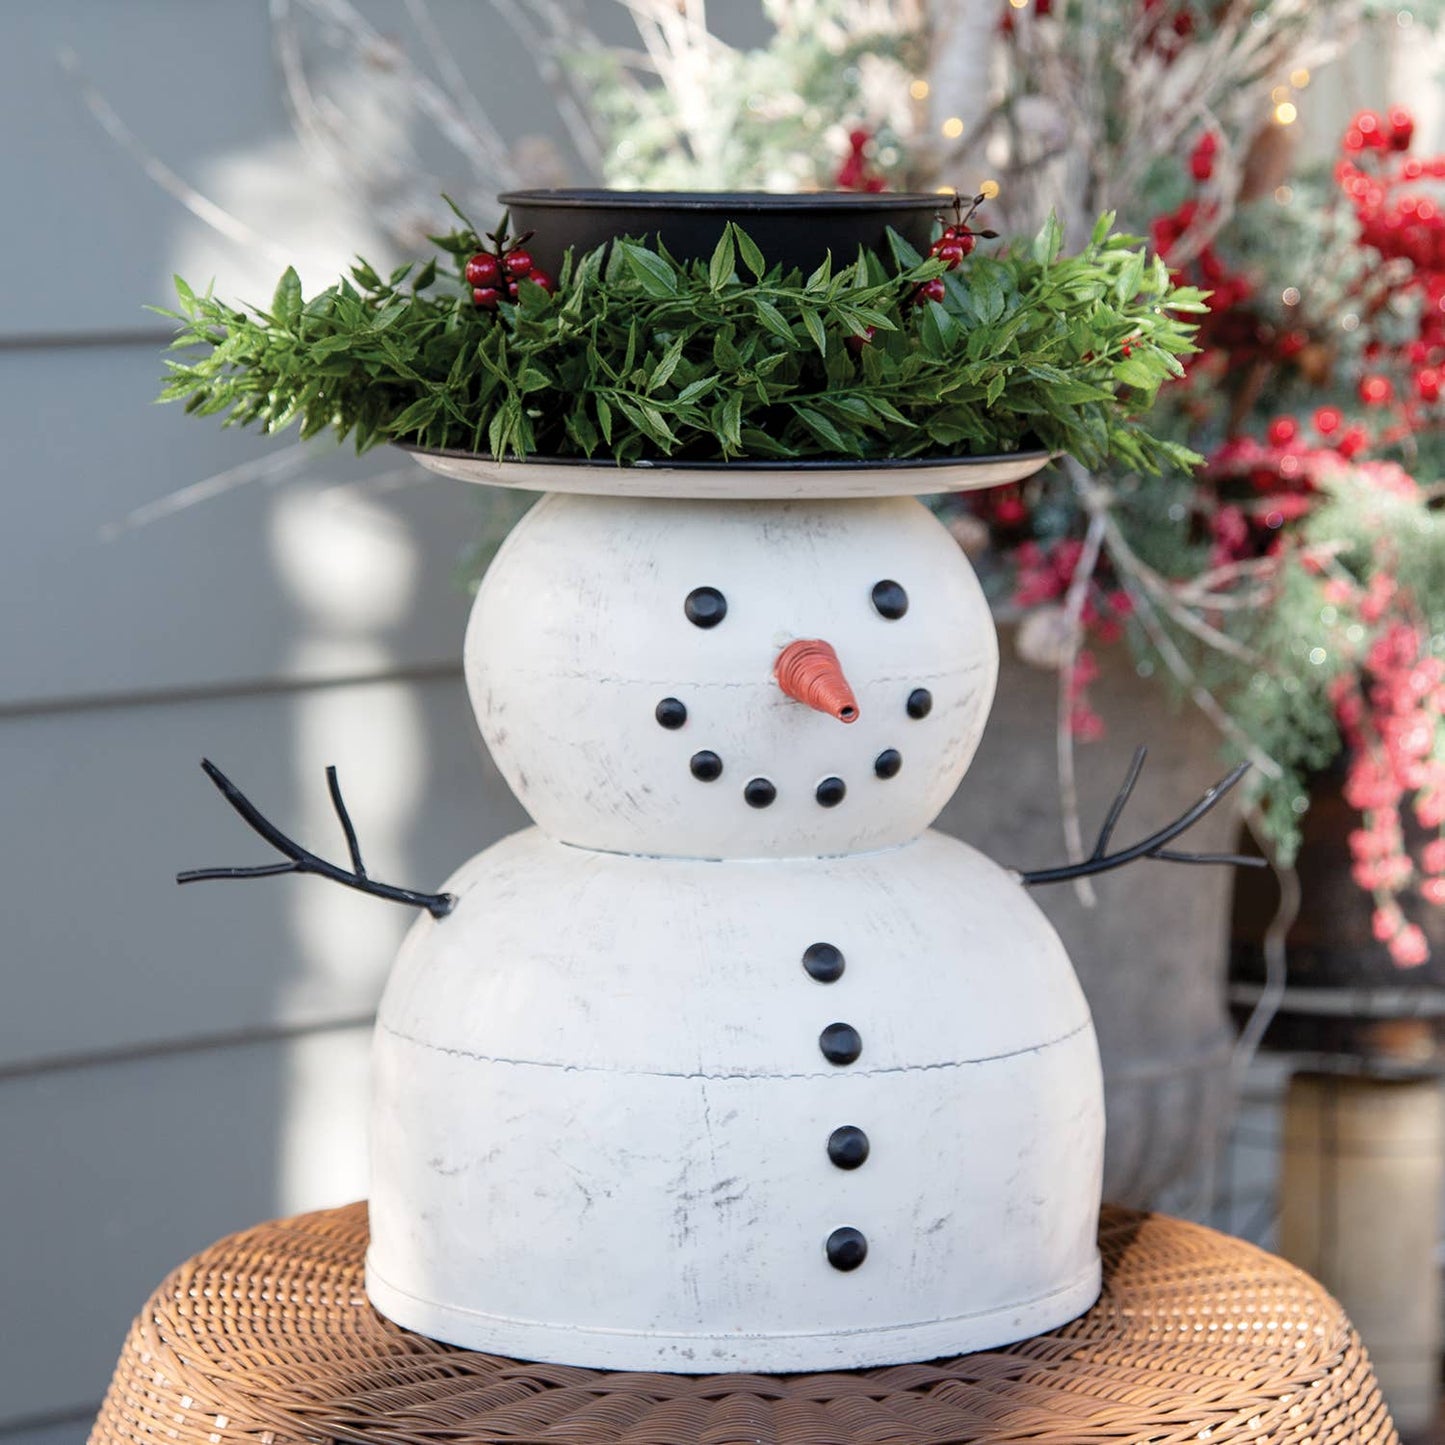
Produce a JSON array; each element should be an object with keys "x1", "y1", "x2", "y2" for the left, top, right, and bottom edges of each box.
[{"x1": 158, "y1": 212, "x2": 1204, "y2": 470}]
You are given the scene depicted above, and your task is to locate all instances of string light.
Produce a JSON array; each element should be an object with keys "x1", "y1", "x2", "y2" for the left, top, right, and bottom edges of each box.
[
  {"x1": 1274, "y1": 101, "x2": 1298, "y2": 125},
  {"x1": 941, "y1": 116, "x2": 965, "y2": 139},
  {"x1": 909, "y1": 79, "x2": 930, "y2": 100},
  {"x1": 1282, "y1": 287, "x2": 1301, "y2": 305},
  {"x1": 980, "y1": 179, "x2": 1001, "y2": 199},
  {"x1": 1290, "y1": 67, "x2": 1311, "y2": 88}
]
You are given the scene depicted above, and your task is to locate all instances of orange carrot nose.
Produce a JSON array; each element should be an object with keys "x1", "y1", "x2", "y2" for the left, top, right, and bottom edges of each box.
[{"x1": 774, "y1": 639, "x2": 859, "y2": 723}]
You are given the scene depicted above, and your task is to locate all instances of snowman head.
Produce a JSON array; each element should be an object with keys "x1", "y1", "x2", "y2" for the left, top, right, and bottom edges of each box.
[{"x1": 465, "y1": 492, "x2": 997, "y2": 859}]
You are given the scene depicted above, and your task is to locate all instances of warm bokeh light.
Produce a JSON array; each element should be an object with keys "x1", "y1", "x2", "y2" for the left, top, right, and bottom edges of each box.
[
  {"x1": 1274, "y1": 101, "x2": 1298, "y2": 125},
  {"x1": 1275, "y1": 185, "x2": 1294, "y2": 204},
  {"x1": 1271, "y1": 85, "x2": 1291, "y2": 103},
  {"x1": 980, "y1": 179, "x2": 1001, "y2": 199},
  {"x1": 1290, "y1": 67, "x2": 1311, "y2": 87},
  {"x1": 909, "y1": 79, "x2": 930, "y2": 100},
  {"x1": 941, "y1": 116, "x2": 965, "y2": 139}
]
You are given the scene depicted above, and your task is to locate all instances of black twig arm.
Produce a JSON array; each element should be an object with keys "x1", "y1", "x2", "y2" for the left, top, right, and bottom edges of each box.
[
  {"x1": 1018, "y1": 746, "x2": 1268, "y2": 888},
  {"x1": 177, "y1": 759, "x2": 457, "y2": 919}
]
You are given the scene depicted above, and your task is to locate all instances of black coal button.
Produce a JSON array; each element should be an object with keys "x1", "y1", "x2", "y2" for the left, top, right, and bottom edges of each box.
[
  {"x1": 826, "y1": 1226, "x2": 868, "y2": 1271},
  {"x1": 819, "y1": 1023, "x2": 862, "y2": 1065}
]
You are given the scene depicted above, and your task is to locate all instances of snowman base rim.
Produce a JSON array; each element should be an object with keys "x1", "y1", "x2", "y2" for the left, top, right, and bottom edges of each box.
[
  {"x1": 363, "y1": 1251, "x2": 1102, "y2": 1374},
  {"x1": 398, "y1": 442, "x2": 1052, "y2": 499}
]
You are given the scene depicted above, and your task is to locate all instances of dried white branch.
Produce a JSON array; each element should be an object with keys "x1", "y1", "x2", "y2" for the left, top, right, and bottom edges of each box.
[
  {"x1": 1057, "y1": 470, "x2": 1109, "y2": 908},
  {"x1": 57, "y1": 47, "x2": 295, "y2": 268},
  {"x1": 1098, "y1": 510, "x2": 1263, "y2": 665},
  {"x1": 100, "y1": 445, "x2": 318, "y2": 541},
  {"x1": 289, "y1": 0, "x2": 521, "y2": 186}
]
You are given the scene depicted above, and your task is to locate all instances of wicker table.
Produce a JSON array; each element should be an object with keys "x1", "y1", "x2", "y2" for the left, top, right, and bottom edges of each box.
[{"x1": 90, "y1": 1203, "x2": 1397, "y2": 1445}]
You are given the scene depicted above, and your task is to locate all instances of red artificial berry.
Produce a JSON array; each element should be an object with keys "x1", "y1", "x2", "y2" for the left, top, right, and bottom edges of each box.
[
  {"x1": 1355, "y1": 110, "x2": 1383, "y2": 145},
  {"x1": 1388, "y1": 105, "x2": 1415, "y2": 150},
  {"x1": 506, "y1": 280, "x2": 520, "y2": 300},
  {"x1": 1277, "y1": 329, "x2": 1308, "y2": 358},
  {"x1": 1119, "y1": 340, "x2": 1134, "y2": 357},
  {"x1": 934, "y1": 241, "x2": 967, "y2": 268},
  {"x1": 1359, "y1": 374, "x2": 1394, "y2": 406},
  {"x1": 465, "y1": 253, "x2": 501, "y2": 287},
  {"x1": 993, "y1": 496, "x2": 1028, "y2": 526},
  {"x1": 915, "y1": 277, "x2": 947, "y2": 306},
  {"x1": 505, "y1": 249, "x2": 535, "y2": 277},
  {"x1": 846, "y1": 325, "x2": 876, "y2": 355},
  {"x1": 1416, "y1": 367, "x2": 1442, "y2": 402},
  {"x1": 1189, "y1": 133, "x2": 1217, "y2": 182},
  {"x1": 955, "y1": 231, "x2": 977, "y2": 257},
  {"x1": 472, "y1": 286, "x2": 501, "y2": 309},
  {"x1": 523, "y1": 267, "x2": 556, "y2": 294},
  {"x1": 1267, "y1": 416, "x2": 1299, "y2": 446},
  {"x1": 1337, "y1": 424, "x2": 1369, "y2": 458},
  {"x1": 1314, "y1": 405, "x2": 1342, "y2": 435}
]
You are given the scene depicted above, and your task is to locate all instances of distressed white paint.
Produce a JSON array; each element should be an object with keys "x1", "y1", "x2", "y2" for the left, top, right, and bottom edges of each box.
[
  {"x1": 467, "y1": 493, "x2": 998, "y2": 858},
  {"x1": 369, "y1": 828, "x2": 1103, "y2": 1370},
  {"x1": 406, "y1": 446, "x2": 1051, "y2": 499},
  {"x1": 369, "y1": 478, "x2": 1105, "y2": 1371}
]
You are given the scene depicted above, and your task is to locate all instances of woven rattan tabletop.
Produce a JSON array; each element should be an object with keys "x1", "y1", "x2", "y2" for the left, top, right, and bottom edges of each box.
[{"x1": 90, "y1": 1202, "x2": 1396, "y2": 1445}]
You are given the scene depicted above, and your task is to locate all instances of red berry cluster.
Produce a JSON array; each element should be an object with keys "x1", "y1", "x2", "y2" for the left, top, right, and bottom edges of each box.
[
  {"x1": 464, "y1": 228, "x2": 555, "y2": 310},
  {"x1": 1333, "y1": 607, "x2": 1445, "y2": 966},
  {"x1": 913, "y1": 193, "x2": 995, "y2": 307},
  {"x1": 1335, "y1": 108, "x2": 1445, "y2": 412}
]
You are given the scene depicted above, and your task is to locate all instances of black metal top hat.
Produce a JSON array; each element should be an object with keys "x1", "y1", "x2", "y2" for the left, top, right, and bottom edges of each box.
[{"x1": 496, "y1": 188, "x2": 947, "y2": 276}]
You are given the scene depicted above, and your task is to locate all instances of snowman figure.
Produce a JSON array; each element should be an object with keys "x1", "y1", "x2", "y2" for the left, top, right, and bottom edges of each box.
[{"x1": 184, "y1": 469, "x2": 1252, "y2": 1374}]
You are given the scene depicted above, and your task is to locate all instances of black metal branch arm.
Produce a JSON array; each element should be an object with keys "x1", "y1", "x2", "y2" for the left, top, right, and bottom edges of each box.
[
  {"x1": 177, "y1": 759, "x2": 457, "y2": 919},
  {"x1": 1018, "y1": 746, "x2": 1267, "y2": 888}
]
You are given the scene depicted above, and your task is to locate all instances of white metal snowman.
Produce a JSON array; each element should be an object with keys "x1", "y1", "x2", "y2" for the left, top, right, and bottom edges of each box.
[
  {"x1": 185, "y1": 457, "x2": 1249, "y2": 1374},
  {"x1": 366, "y1": 466, "x2": 1109, "y2": 1374}
]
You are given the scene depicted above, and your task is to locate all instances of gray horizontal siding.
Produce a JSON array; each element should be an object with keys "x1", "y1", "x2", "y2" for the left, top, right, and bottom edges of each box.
[{"x1": 0, "y1": 4, "x2": 558, "y2": 1431}]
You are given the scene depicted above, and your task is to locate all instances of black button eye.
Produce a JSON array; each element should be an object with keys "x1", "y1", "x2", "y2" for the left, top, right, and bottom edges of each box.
[
  {"x1": 874, "y1": 749, "x2": 902, "y2": 779},
  {"x1": 685, "y1": 586, "x2": 727, "y2": 628},
  {"x1": 744, "y1": 777, "x2": 777, "y2": 808},
  {"x1": 655, "y1": 697, "x2": 687, "y2": 729},
  {"x1": 871, "y1": 580, "x2": 908, "y2": 619},
  {"x1": 690, "y1": 751, "x2": 723, "y2": 781},
  {"x1": 906, "y1": 688, "x2": 933, "y2": 719},
  {"x1": 815, "y1": 776, "x2": 846, "y2": 808}
]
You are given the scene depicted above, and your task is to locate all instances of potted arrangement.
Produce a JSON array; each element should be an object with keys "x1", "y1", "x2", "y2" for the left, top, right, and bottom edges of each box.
[{"x1": 162, "y1": 190, "x2": 1246, "y2": 1369}]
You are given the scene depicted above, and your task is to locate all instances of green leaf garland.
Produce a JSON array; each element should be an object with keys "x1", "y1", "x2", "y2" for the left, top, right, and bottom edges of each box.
[{"x1": 157, "y1": 215, "x2": 1205, "y2": 471}]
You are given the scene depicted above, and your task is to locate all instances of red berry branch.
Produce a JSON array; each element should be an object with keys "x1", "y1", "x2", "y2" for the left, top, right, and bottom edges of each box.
[
  {"x1": 913, "y1": 192, "x2": 997, "y2": 308},
  {"x1": 464, "y1": 224, "x2": 555, "y2": 310}
]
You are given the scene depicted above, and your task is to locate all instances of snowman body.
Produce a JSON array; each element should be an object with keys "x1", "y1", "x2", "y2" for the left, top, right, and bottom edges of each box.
[{"x1": 367, "y1": 489, "x2": 1105, "y2": 1372}]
